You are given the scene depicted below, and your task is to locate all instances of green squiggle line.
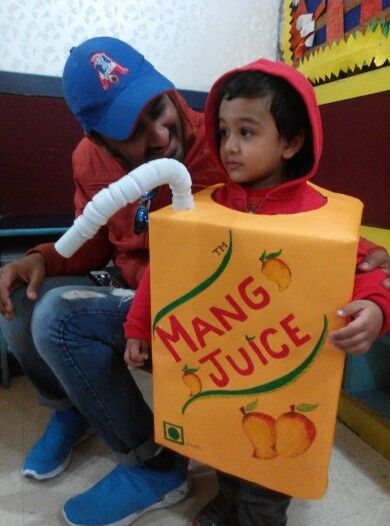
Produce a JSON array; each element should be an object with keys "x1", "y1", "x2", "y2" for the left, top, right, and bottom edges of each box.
[
  {"x1": 182, "y1": 315, "x2": 328, "y2": 414},
  {"x1": 153, "y1": 230, "x2": 233, "y2": 332}
]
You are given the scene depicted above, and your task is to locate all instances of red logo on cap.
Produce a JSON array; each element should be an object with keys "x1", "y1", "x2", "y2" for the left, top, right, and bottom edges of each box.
[{"x1": 91, "y1": 52, "x2": 129, "y2": 90}]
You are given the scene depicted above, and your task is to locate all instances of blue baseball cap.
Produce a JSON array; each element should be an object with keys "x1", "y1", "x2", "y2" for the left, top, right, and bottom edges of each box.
[{"x1": 62, "y1": 36, "x2": 175, "y2": 140}]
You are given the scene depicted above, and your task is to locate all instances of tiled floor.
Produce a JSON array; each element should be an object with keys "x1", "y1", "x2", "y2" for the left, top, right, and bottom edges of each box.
[{"x1": 0, "y1": 372, "x2": 389, "y2": 526}]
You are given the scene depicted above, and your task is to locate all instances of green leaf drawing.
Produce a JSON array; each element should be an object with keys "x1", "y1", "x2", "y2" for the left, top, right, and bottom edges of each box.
[
  {"x1": 244, "y1": 400, "x2": 258, "y2": 413},
  {"x1": 259, "y1": 249, "x2": 282, "y2": 263},
  {"x1": 296, "y1": 403, "x2": 319, "y2": 413},
  {"x1": 183, "y1": 364, "x2": 199, "y2": 374}
]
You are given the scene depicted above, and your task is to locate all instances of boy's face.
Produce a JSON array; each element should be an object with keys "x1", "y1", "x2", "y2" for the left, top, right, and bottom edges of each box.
[
  {"x1": 218, "y1": 96, "x2": 291, "y2": 188},
  {"x1": 98, "y1": 94, "x2": 184, "y2": 170}
]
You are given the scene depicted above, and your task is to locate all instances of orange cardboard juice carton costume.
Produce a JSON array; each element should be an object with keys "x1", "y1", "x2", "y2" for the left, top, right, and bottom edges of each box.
[
  {"x1": 150, "y1": 184, "x2": 362, "y2": 499},
  {"x1": 124, "y1": 59, "x2": 387, "y2": 500}
]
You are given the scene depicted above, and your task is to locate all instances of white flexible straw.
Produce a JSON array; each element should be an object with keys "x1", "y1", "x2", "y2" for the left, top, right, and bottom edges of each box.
[{"x1": 55, "y1": 158, "x2": 194, "y2": 258}]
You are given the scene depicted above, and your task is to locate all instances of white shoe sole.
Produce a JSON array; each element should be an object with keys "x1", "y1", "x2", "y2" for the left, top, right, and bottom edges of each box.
[
  {"x1": 62, "y1": 479, "x2": 190, "y2": 526},
  {"x1": 21, "y1": 428, "x2": 96, "y2": 481},
  {"x1": 22, "y1": 452, "x2": 72, "y2": 480}
]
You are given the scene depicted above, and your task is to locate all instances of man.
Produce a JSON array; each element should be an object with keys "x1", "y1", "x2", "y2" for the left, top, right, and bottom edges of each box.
[{"x1": 0, "y1": 37, "x2": 389, "y2": 526}]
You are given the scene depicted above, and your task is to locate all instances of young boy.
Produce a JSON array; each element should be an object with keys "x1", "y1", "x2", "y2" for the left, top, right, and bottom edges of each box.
[{"x1": 124, "y1": 59, "x2": 390, "y2": 525}]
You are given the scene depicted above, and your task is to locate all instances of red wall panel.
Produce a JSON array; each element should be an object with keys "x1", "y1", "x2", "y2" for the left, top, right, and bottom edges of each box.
[{"x1": 315, "y1": 90, "x2": 389, "y2": 228}]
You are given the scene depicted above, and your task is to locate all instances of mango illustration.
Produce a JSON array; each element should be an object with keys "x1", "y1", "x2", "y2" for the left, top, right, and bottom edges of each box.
[
  {"x1": 182, "y1": 365, "x2": 202, "y2": 396},
  {"x1": 275, "y1": 404, "x2": 317, "y2": 457},
  {"x1": 259, "y1": 249, "x2": 291, "y2": 291},
  {"x1": 240, "y1": 400, "x2": 277, "y2": 459}
]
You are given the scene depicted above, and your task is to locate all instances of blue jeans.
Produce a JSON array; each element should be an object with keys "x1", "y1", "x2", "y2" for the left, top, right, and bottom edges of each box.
[{"x1": 0, "y1": 276, "x2": 155, "y2": 461}]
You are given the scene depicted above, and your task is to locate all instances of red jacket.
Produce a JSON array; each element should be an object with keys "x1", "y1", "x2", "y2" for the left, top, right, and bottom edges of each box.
[
  {"x1": 125, "y1": 59, "x2": 390, "y2": 341},
  {"x1": 28, "y1": 92, "x2": 226, "y2": 289}
]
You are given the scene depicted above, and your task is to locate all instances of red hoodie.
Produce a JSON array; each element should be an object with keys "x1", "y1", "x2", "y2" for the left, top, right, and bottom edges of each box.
[{"x1": 125, "y1": 59, "x2": 390, "y2": 342}]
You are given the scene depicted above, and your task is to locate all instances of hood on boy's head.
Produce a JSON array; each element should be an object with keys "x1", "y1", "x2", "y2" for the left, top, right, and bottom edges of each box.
[{"x1": 204, "y1": 59, "x2": 322, "y2": 182}]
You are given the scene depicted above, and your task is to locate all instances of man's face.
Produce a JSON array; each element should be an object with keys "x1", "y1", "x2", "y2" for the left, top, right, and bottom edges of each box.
[{"x1": 99, "y1": 94, "x2": 184, "y2": 170}]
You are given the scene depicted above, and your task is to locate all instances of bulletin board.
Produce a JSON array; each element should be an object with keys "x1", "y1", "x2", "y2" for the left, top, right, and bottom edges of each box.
[{"x1": 281, "y1": 0, "x2": 390, "y2": 97}]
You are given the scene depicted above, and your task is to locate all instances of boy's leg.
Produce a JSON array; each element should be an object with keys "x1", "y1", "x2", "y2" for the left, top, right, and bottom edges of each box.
[
  {"x1": 193, "y1": 471, "x2": 240, "y2": 526},
  {"x1": 238, "y1": 480, "x2": 291, "y2": 526},
  {"x1": 194, "y1": 474, "x2": 291, "y2": 526}
]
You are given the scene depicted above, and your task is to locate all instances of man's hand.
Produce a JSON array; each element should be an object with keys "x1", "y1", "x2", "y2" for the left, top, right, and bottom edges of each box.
[
  {"x1": 329, "y1": 300, "x2": 383, "y2": 355},
  {"x1": 124, "y1": 338, "x2": 151, "y2": 368},
  {"x1": 0, "y1": 253, "x2": 46, "y2": 320},
  {"x1": 358, "y1": 248, "x2": 390, "y2": 289}
]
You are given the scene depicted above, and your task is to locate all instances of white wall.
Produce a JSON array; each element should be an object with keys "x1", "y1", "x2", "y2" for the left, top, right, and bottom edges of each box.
[{"x1": 0, "y1": 0, "x2": 281, "y2": 91}]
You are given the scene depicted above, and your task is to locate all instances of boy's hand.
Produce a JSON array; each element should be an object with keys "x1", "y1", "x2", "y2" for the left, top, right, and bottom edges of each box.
[
  {"x1": 329, "y1": 300, "x2": 383, "y2": 355},
  {"x1": 358, "y1": 248, "x2": 390, "y2": 289},
  {"x1": 124, "y1": 338, "x2": 150, "y2": 368}
]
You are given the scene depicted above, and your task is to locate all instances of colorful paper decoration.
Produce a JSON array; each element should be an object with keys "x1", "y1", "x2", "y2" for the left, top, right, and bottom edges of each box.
[
  {"x1": 281, "y1": 0, "x2": 390, "y2": 89},
  {"x1": 326, "y1": 0, "x2": 344, "y2": 41},
  {"x1": 361, "y1": 0, "x2": 384, "y2": 24}
]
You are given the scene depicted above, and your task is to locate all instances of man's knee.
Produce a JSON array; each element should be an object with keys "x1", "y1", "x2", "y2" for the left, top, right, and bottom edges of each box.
[
  {"x1": 31, "y1": 280, "x2": 98, "y2": 332},
  {"x1": 31, "y1": 284, "x2": 108, "y2": 350},
  {"x1": 31, "y1": 285, "x2": 83, "y2": 339}
]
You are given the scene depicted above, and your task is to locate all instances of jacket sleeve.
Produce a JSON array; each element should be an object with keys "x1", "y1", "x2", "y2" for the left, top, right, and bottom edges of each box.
[
  {"x1": 124, "y1": 266, "x2": 152, "y2": 343},
  {"x1": 354, "y1": 238, "x2": 390, "y2": 335},
  {"x1": 26, "y1": 229, "x2": 113, "y2": 277}
]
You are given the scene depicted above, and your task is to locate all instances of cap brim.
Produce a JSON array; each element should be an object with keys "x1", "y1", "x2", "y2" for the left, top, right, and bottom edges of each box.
[{"x1": 92, "y1": 70, "x2": 174, "y2": 141}]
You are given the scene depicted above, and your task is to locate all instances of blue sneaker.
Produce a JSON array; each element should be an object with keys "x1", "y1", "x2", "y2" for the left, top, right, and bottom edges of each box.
[
  {"x1": 63, "y1": 456, "x2": 189, "y2": 526},
  {"x1": 22, "y1": 407, "x2": 90, "y2": 480}
]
